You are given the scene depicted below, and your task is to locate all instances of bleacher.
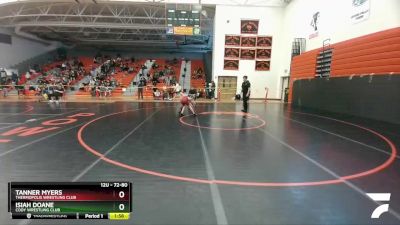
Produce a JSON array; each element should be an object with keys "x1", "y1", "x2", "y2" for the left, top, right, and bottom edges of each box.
[
  {"x1": 9, "y1": 57, "x2": 92, "y2": 98},
  {"x1": 112, "y1": 59, "x2": 145, "y2": 97},
  {"x1": 142, "y1": 58, "x2": 182, "y2": 99},
  {"x1": 2, "y1": 56, "x2": 208, "y2": 101}
]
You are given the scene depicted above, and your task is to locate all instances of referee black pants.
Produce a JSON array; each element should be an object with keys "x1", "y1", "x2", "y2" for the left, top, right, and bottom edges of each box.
[
  {"x1": 138, "y1": 87, "x2": 143, "y2": 99},
  {"x1": 243, "y1": 96, "x2": 249, "y2": 112}
]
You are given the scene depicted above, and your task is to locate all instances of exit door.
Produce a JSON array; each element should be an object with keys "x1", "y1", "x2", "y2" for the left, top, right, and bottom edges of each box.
[
  {"x1": 281, "y1": 76, "x2": 290, "y2": 102},
  {"x1": 218, "y1": 76, "x2": 237, "y2": 100}
]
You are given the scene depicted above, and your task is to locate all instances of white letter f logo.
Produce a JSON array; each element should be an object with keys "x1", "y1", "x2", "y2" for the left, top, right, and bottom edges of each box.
[{"x1": 366, "y1": 193, "x2": 391, "y2": 219}]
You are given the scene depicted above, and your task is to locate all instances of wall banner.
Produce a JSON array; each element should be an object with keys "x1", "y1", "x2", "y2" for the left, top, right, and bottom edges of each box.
[
  {"x1": 225, "y1": 35, "x2": 241, "y2": 46},
  {"x1": 240, "y1": 49, "x2": 256, "y2": 60},
  {"x1": 224, "y1": 48, "x2": 240, "y2": 59},
  {"x1": 241, "y1": 36, "x2": 257, "y2": 47},
  {"x1": 255, "y1": 61, "x2": 270, "y2": 71},
  {"x1": 224, "y1": 59, "x2": 239, "y2": 70},
  {"x1": 256, "y1": 49, "x2": 271, "y2": 59},
  {"x1": 257, "y1": 36, "x2": 272, "y2": 47},
  {"x1": 241, "y1": 20, "x2": 259, "y2": 34}
]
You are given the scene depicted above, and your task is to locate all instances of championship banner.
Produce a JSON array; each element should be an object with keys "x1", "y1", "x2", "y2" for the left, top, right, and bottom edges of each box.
[
  {"x1": 173, "y1": 27, "x2": 193, "y2": 35},
  {"x1": 256, "y1": 49, "x2": 271, "y2": 59},
  {"x1": 351, "y1": 0, "x2": 370, "y2": 24},
  {"x1": 224, "y1": 60, "x2": 239, "y2": 70},
  {"x1": 241, "y1": 36, "x2": 257, "y2": 47},
  {"x1": 241, "y1": 20, "x2": 259, "y2": 34},
  {"x1": 240, "y1": 49, "x2": 256, "y2": 60},
  {"x1": 255, "y1": 61, "x2": 270, "y2": 71},
  {"x1": 224, "y1": 48, "x2": 240, "y2": 59},
  {"x1": 225, "y1": 35, "x2": 241, "y2": 46},
  {"x1": 257, "y1": 36, "x2": 272, "y2": 47}
]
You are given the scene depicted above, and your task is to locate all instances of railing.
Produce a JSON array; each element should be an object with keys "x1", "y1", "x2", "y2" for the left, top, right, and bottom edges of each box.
[{"x1": 0, "y1": 84, "x2": 219, "y2": 100}]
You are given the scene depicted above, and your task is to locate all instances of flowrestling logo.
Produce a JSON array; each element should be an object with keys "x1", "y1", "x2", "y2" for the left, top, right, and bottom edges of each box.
[{"x1": 366, "y1": 193, "x2": 391, "y2": 219}]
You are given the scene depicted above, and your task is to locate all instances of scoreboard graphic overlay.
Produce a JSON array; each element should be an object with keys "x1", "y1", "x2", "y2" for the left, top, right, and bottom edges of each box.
[{"x1": 9, "y1": 182, "x2": 132, "y2": 220}]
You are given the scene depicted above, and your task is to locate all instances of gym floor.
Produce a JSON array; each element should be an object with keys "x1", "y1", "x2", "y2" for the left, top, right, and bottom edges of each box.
[{"x1": 0, "y1": 101, "x2": 399, "y2": 225}]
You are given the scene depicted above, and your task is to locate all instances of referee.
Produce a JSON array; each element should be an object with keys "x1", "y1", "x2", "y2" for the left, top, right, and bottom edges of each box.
[{"x1": 241, "y1": 75, "x2": 251, "y2": 113}]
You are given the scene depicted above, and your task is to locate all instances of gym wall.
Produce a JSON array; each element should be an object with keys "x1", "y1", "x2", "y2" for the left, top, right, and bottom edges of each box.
[
  {"x1": 213, "y1": 5, "x2": 286, "y2": 99},
  {"x1": 290, "y1": 27, "x2": 400, "y2": 123},
  {"x1": 292, "y1": 75, "x2": 400, "y2": 124},
  {"x1": 0, "y1": 28, "x2": 57, "y2": 68}
]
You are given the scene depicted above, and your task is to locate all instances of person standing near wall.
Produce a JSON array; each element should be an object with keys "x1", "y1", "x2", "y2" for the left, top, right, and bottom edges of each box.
[
  {"x1": 241, "y1": 75, "x2": 251, "y2": 113},
  {"x1": 210, "y1": 81, "x2": 216, "y2": 99},
  {"x1": 0, "y1": 68, "x2": 6, "y2": 85},
  {"x1": 137, "y1": 76, "x2": 146, "y2": 100}
]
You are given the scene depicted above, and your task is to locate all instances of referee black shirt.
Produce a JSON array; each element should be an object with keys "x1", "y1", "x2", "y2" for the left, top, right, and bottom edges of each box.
[{"x1": 242, "y1": 80, "x2": 251, "y2": 97}]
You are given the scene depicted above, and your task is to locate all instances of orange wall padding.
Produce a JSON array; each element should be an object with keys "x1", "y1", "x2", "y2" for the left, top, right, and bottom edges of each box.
[{"x1": 289, "y1": 27, "x2": 400, "y2": 102}]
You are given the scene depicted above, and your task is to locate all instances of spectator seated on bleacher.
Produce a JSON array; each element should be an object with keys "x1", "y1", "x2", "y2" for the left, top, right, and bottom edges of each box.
[
  {"x1": 188, "y1": 89, "x2": 199, "y2": 99},
  {"x1": 128, "y1": 67, "x2": 135, "y2": 74},
  {"x1": 152, "y1": 75, "x2": 159, "y2": 86},
  {"x1": 25, "y1": 71, "x2": 31, "y2": 81},
  {"x1": 0, "y1": 68, "x2": 7, "y2": 85},
  {"x1": 0, "y1": 76, "x2": 12, "y2": 97},
  {"x1": 174, "y1": 83, "x2": 182, "y2": 98},
  {"x1": 12, "y1": 72, "x2": 19, "y2": 84},
  {"x1": 192, "y1": 67, "x2": 205, "y2": 80},
  {"x1": 152, "y1": 63, "x2": 159, "y2": 70},
  {"x1": 153, "y1": 88, "x2": 161, "y2": 100}
]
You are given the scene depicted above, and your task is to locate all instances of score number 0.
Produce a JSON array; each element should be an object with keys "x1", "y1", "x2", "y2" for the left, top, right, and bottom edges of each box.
[{"x1": 118, "y1": 191, "x2": 126, "y2": 211}]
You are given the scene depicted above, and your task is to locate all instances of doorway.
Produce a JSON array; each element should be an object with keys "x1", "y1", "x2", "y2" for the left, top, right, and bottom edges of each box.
[
  {"x1": 218, "y1": 76, "x2": 237, "y2": 100},
  {"x1": 281, "y1": 76, "x2": 290, "y2": 102}
]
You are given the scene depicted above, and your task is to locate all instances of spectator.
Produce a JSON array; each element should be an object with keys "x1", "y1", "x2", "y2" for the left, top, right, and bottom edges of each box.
[
  {"x1": 165, "y1": 76, "x2": 170, "y2": 86},
  {"x1": 174, "y1": 83, "x2": 182, "y2": 98},
  {"x1": 11, "y1": 72, "x2": 18, "y2": 84},
  {"x1": 210, "y1": 81, "x2": 216, "y2": 99},
  {"x1": 0, "y1": 68, "x2": 6, "y2": 85},
  {"x1": 162, "y1": 85, "x2": 169, "y2": 100},
  {"x1": 25, "y1": 71, "x2": 31, "y2": 81},
  {"x1": 137, "y1": 76, "x2": 146, "y2": 100},
  {"x1": 53, "y1": 83, "x2": 64, "y2": 103},
  {"x1": 170, "y1": 76, "x2": 176, "y2": 85},
  {"x1": 152, "y1": 76, "x2": 158, "y2": 86},
  {"x1": 205, "y1": 83, "x2": 210, "y2": 99},
  {"x1": 154, "y1": 89, "x2": 161, "y2": 100}
]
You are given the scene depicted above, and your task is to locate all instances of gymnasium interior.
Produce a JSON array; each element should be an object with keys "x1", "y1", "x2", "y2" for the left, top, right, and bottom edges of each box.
[{"x1": 0, "y1": 0, "x2": 399, "y2": 224}]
